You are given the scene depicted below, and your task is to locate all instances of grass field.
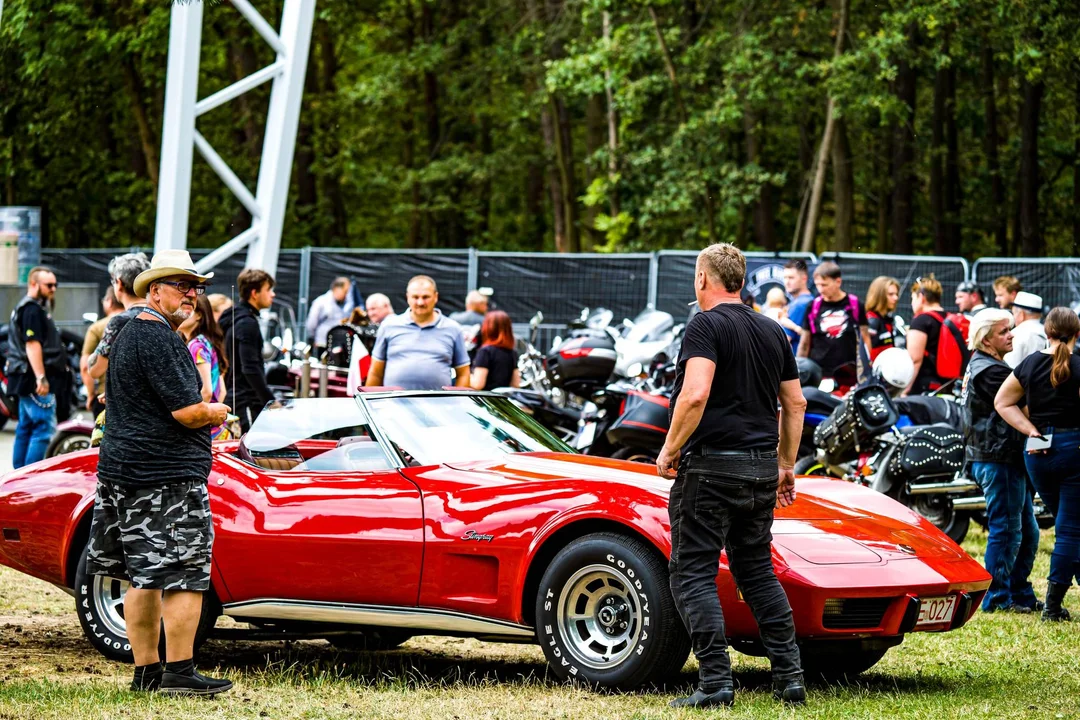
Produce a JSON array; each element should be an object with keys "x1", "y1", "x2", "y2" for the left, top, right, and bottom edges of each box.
[{"x1": 1, "y1": 526, "x2": 1078, "y2": 719}]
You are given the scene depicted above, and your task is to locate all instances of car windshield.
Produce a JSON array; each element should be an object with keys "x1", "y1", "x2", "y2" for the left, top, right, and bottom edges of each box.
[
  {"x1": 243, "y1": 398, "x2": 372, "y2": 451},
  {"x1": 365, "y1": 394, "x2": 574, "y2": 466}
]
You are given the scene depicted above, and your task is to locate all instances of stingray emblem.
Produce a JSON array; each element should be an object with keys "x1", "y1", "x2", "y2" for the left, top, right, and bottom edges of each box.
[
  {"x1": 462, "y1": 530, "x2": 495, "y2": 543},
  {"x1": 899, "y1": 544, "x2": 916, "y2": 555}
]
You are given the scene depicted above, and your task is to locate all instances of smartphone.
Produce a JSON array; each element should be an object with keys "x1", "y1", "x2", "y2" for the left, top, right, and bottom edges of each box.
[{"x1": 1026, "y1": 434, "x2": 1053, "y2": 452}]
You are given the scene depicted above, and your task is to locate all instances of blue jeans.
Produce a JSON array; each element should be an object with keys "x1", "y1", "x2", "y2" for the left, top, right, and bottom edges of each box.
[
  {"x1": 12, "y1": 393, "x2": 57, "y2": 469},
  {"x1": 972, "y1": 462, "x2": 1039, "y2": 610},
  {"x1": 668, "y1": 449, "x2": 801, "y2": 690},
  {"x1": 1024, "y1": 428, "x2": 1080, "y2": 587}
]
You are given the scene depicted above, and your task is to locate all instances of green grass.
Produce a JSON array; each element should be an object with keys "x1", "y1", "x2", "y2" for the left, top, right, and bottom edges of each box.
[{"x1": 1, "y1": 527, "x2": 1078, "y2": 719}]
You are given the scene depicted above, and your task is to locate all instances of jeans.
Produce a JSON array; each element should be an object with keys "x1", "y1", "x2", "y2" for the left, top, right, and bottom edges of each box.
[
  {"x1": 1024, "y1": 428, "x2": 1080, "y2": 587},
  {"x1": 12, "y1": 393, "x2": 57, "y2": 469},
  {"x1": 971, "y1": 462, "x2": 1039, "y2": 610},
  {"x1": 668, "y1": 449, "x2": 801, "y2": 690}
]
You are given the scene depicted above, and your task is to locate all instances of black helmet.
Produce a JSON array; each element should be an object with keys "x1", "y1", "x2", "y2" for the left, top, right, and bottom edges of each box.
[{"x1": 795, "y1": 357, "x2": 823, "y2": 388}]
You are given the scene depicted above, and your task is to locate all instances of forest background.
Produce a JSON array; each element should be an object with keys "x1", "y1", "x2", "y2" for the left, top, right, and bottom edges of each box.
[{"x1": 1, "y1": 0, "x2": 1079, "y2": 258}]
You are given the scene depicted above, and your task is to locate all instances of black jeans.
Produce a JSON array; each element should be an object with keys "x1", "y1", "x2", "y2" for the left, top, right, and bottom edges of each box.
[{"x1": 668, "y1": 449, "x2": 801, "y2": 690}]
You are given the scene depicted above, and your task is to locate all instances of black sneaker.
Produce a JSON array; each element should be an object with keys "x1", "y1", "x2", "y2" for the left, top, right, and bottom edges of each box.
[
  {"x1": 669, "y1": 686, "x2": 735, "y2": 708},
  {"x1": 773, "y1": 677, "x2": 807, "y2": 705},
  {"x1": 159, "y1": 668, "x2": 233, "y2": 697}
]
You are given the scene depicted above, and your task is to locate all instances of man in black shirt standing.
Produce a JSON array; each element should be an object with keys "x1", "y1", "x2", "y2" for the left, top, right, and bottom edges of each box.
[
  {"x1": 657, "y1": 243, "x2": 808, "y2": 708},
  {"x1": 797, "y1": 261, "x2": 870, "y2": 382},
  {"x1": 6, "y1": 266, "x2": 65, "y2": 468},
  {"x1": 85, "y1": 250, "x2": 232, "y2": 696},
  {"x1": 219, "y1": 268, "x2": 278, "y2": 432}
]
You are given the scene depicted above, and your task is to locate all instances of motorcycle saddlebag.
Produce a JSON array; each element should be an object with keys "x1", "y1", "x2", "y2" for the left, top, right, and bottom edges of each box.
[
  {"x1": 605, "y1": 390, "x2": 669, "y2": 449},
  {"x1": 546, "y1": 334, "x2": 617, "y2": 396},
  {"x1": 888, "y1": 423, "x2": 965, "y2": 480},
  {"x1": 813, "y1": 384, "x2": 899, "y2": 459}
]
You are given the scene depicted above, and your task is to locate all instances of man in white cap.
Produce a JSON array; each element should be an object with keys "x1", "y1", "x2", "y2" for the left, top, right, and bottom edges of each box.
[
  {"x1": 85, "y1": 249, "x2": 233, "y2": 696},
  {"x1": 1003, "y1": 291, "x2": 1046, "y2": 368}
]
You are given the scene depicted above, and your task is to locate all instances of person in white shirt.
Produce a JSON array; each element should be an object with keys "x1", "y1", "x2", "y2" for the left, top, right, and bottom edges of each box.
[
  {"x1": 306, "y1": 277, "x2": 354, "y2": 354},
  {"x1": 1004, "y1": 291, "x2": 1047, "y2": 368}
]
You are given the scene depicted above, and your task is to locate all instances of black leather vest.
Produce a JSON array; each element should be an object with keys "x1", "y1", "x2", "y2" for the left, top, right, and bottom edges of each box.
[
  {"x1": 961, "y1": 350, "x2": 1022, "y2": 464},
  {"x1": 5, "y1": 295, "x2": 66, "y2": 378}
]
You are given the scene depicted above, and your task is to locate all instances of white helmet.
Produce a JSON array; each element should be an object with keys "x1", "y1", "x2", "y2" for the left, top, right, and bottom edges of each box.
[{"x1": 872, "y1": 347, "x2": 915, "y2": 392}]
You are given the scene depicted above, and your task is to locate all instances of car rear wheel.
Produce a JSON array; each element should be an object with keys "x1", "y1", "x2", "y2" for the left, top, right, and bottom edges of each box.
[
  {"x1": 328, "y1": 629, "x2": 413, "y2": 651},
  {"x1": 535, "y1": 532, "x2": 690, "y2": 690},
  {"x1": 46, "y1": 431, "x2": 91, "y2": 458},
  {"x1": 74, "y1": 541, "x2": 219, "y2": 663}
]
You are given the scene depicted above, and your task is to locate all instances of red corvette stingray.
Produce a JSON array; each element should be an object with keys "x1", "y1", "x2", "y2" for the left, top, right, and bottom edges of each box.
[{"x1": 0, "y1": 392, "x2": 990, "y2": 689}]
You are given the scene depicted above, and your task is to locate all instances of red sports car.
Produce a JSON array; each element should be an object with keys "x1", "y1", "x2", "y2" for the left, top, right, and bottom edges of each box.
[{"x1": 0, "y1": 392, "x2": 990, "y2": 689}]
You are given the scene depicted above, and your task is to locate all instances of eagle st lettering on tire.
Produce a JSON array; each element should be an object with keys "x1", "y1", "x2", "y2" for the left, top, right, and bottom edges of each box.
[{"x1": 535, "y1": 532, "x2": 690, "y2": 691}]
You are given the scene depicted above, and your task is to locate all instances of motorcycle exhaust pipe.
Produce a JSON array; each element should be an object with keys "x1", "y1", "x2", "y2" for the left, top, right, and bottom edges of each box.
[
  {"x1": 952, "y1": 496, "x2": 987, "y2": 510},
  {"x1": 906, "y1": 479, "x2": 979, "y2": 495}
]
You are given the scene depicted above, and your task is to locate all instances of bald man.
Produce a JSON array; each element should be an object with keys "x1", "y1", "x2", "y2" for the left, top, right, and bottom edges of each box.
[{"x1": 450, "y1": 290, "x2": 489, "y2": 327}]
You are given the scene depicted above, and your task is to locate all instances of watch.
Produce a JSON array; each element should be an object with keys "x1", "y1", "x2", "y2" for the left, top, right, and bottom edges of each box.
[{"x1": 36, "y1": 374, "x2": 47, "y2": 382}]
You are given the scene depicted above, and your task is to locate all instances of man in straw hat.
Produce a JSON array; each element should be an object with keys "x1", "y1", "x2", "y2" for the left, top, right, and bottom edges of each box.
[{"x1": 84, "y1": 249, "x2": 233, "y2": 696}]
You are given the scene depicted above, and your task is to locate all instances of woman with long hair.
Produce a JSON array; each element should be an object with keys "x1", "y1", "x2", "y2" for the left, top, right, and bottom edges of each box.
[
  {"x1": 865, "y1": 276, "x2": 900, "y2": 361},
  {"x1": 179, "y1": 294, "x2": 230, "y2": 439},
  {"x1": 470, "y1": 310, "x2": 521, "y2": 390},
  {"x1": 995, "y1": 307, "x2": 1080, "y2": 621}
]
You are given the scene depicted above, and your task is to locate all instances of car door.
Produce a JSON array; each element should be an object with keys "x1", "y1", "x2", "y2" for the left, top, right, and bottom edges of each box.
[{"x1": 210, "y1": 453, "x2": 424, "y2": 608}]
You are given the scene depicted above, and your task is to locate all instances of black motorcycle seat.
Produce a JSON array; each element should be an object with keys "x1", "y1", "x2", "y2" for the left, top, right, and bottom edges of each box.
[{"x1": 803, "y1": 387, "x2": 843, "y2": 412}]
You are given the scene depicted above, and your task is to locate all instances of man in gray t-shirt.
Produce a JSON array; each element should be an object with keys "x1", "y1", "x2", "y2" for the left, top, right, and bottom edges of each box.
[{"x1": 366, "y1": 275, "x2": 470, "y2": 390}]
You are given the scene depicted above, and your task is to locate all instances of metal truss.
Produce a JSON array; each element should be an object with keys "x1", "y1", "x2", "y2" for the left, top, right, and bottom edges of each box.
[{"x1": 154, "y1": 0, "x2": 315, "y2": 275}]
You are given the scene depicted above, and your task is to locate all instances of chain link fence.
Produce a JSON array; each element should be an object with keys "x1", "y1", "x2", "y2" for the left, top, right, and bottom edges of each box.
[
  {"x1": 818, "y1": 252, "x2": 970, "y2": 316},
  {"x1": 655, "y1": 251, "x2": 818, "y2": 316}
]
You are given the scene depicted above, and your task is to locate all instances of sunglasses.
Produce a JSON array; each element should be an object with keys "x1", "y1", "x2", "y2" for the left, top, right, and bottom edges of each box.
[
  {"x1": 41, "y1": 283, "x2": 58, "y2": 289},
  {"x1": 158, "y1": 280, "x2": 207, "y2": 296}
]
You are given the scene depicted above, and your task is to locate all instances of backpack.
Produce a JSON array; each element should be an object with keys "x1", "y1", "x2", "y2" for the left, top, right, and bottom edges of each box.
[
  {"x1": 924, "y1": 311, "x2": 970, "y2": 380},
  {"x1": 808, "y1": 293, "x2": 861, "y2": 335}
]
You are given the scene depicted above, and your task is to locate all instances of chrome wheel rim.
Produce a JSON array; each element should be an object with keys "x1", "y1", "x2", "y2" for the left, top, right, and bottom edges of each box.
[
  {"x1": 92, "y1": 575, "x2": 129, "y2": 638},
  {"x1": 911, "y1": 494, "x2": 953, "y2": 529},
  {"x1": 58, "y1": 436, "x2": 91, "y2": 455},
  {"x1": 556, "y1": 564, "x2": 642, "y2": 670}
]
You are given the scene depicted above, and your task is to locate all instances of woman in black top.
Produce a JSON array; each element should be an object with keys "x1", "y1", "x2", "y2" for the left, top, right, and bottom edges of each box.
[
  {"x1": 996, "y1": 307, "x2": 1080, "y2": 622},
  {"x1": 905, "y1": 275, "x2": 946, "y2": 394},
  {"x1": 470, "y1": 310, "x2": 521, "y2": 390},
  {"x1": 866, "y1": 276, "x2": 900, "y2": 361}
]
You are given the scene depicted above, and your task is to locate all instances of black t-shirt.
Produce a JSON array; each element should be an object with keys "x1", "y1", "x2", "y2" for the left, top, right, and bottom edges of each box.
[
  {"x1": 473, "y1": 345, "x2": 518, "y2": 390},
  {"x1": 801, "y1": 294, "x2": 867, "y2": 377},
  {"x1": 672, "y1": 302, "x2": 799, "y2": 452},
  {"x1": 1013, "y1": 351, "x2": 1080, "y2": 430},
  {"x1": 7, "y1": 300, "x2": 64, "y2": 396},
  {"x1": 97, "y1": 316, "x2": 211, "y2": 487},
  {"x1": 910, "y1": 311, "x2": 944, "y2": 392}
]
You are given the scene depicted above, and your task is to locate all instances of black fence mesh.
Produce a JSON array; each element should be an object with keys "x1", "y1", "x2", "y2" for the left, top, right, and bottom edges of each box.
[
  {"x1": 189, "y1": 250, "x2": 303, "y2": 313},
  {"x1": 972, "y1": 260, "x2": 1080, "y2": 311},
  {"x1": 655, "y1": 251, "x2": 817, "y2": 316},
  {"x1": 478, "y1": 253, "x2": 651, "y2": 326},
  {"x1": 819, "y1": 253, "x2": 969, "y2": 316},
  {"x1": 310, "y1": 250, "x2": 471, "y2": 314}
]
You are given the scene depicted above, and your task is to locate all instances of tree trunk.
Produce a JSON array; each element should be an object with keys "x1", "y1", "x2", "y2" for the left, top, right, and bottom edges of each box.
[
  {"x1": 1075, "y1": 76, "x2": 1080, "y2": 253},
  {"x1": 121, "y1": 59, "x2": 159, "y2": 189},
  {"x1": 316, "y1": 19, "x2": 348, "y2": 242},
  {"x1": 541, "y1": 105, "x2": 569, "y2": 253},
  {"x1": 422, "y1": 2, "x2": 440, "y2": 247},
  {"x1": 831, "y1": 117, "x2": 854, "y2": 251},
  {"x1": 1018, "y1": 77, "x2": 1044, "y2": 256},
  {"x1": 944, "y1": 32, "x2": 961, "y2": 255},
  {"x1": 891, "y1": 22, "x2": 918, "y2": 255},
  {"x1": 930, "y1": 54, "x2": 946, "y2": 254},
  {"x1": 981, "y1": 44, "x2": 1006, "y2": 253},
  {"x1": 554, "y1": 96, "x2": 579, "y2": 253},
  {"x1": 745, "y1": 107, "x2": 776, "y2": 250},
  {"x1": 584, "y1": 93, "x2": 606, "y2": 250},
  {"x1": 603, "y1": 11, "x2": 619, "y2": 217},
  {"x1": 294, "y1": 46, "x2": 319, "y2": 229},
  {"x1": 799, "y1": 0, "x2": 849, "y2": 252}
]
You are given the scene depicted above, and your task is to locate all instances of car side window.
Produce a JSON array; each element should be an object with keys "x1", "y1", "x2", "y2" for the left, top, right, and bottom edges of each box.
[{"x1": 291, "y1": 433, "x2": 395, "y2": 473}]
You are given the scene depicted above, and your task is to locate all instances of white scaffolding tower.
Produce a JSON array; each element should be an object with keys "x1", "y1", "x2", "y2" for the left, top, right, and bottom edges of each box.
[{"x1": 154, "y1": 0, "x2": 315, "y2": 276}]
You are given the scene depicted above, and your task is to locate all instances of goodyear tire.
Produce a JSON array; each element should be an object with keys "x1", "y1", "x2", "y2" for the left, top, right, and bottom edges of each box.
[
  {"x1": 74, "y1": 541, "x2": 219, "y2": 663},
  {"x1": 536, "y1": 532, "x2": 690, "y2": 690}
]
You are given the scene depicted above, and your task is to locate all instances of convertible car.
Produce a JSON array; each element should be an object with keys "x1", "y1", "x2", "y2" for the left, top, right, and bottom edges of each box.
[{"x1": 0, "y1": 391, "x2": 990, "y2": 689}]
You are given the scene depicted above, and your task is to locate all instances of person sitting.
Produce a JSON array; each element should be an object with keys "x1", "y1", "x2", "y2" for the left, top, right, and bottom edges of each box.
[{"x1": 470, "y1": 311, "x2": 521, "y2": 391}]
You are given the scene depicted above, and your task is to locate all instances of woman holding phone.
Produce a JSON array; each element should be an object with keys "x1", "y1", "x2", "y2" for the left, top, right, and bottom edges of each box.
[{"x1": 995, "y1": 307, "x2": 1080, "y2": 622}]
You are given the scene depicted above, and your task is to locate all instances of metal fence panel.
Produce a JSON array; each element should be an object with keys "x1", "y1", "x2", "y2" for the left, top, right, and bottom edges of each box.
[
  {"x1": 818, "y1": 252, "x2": 970, "y2": 316},
  {"x1": 973, "y1": 258, "x2": 1080, "y2": 311},
  {"x1": 655, "y1": 251, "x2": 817, "y2": 316},
  {"x1": 477, "y1": 252, "x2": 652, "y2": 326},
  {"x1": 309, "y1": 249, "x2": 471, "y2": 316}
]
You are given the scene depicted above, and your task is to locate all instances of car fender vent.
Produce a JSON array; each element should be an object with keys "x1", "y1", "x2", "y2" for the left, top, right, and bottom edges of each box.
[
  {"x1": 2, "y1": 528, "x2": 20, "y2": 542},
  {"x1": 822, "y1": 597, "x2": 893, "y2": 629}
]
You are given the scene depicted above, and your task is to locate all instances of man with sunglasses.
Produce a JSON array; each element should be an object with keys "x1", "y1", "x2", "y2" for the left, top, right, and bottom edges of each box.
[
  {"x1": 87, "y1": 249, "x2": 232, "y2": 696},
  {"x1": 6, "y1": 266, "x2": 65, "y2": 468}
]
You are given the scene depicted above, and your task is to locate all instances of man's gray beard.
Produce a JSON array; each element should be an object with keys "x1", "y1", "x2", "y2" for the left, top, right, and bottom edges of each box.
[{"x1": 170, "y1": 307, "x2": 193, "y2": 324}]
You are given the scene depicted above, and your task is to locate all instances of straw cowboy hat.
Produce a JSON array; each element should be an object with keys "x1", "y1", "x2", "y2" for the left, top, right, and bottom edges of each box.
[{"x1": 133, "y1": 249, "x2": 214, "y2": 298}]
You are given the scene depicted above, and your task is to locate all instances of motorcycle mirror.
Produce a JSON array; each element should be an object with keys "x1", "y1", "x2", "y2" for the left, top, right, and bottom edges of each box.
[
  {"x1": 530, "y1": 312, "x2": 543, "y2": 328},
  {"x1": 551, "y1": 336, "x2": 562, "y2": 351},
  {"x1": 82, "y1": 312, "x2": 98, "y2": 323},
  {"x1": 282, "y1": 327, "x2": 293, "y2": 352},
  {"x1": 626, "y1": 362, "x2": 644, "y2": 378}
]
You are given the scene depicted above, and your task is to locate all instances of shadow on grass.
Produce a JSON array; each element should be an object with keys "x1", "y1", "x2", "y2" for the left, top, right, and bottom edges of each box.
[{"x1": 195, "y1": 638, "x2": 967, "y2": 698}]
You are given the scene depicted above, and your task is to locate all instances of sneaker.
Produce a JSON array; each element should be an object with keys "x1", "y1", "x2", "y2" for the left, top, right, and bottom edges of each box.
[
  {"x1": 773, "y1": 677, "x2": 807, "y2": 705},
  {"x1": 159, "y1": 668, "x2": 233, "y2": 697},
  {"x1": 669, "y1": 686, "x2": 735, "y2": 708}
]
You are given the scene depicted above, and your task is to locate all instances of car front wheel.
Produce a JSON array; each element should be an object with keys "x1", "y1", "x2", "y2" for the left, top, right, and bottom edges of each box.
[{"x1": 535, "y1": 532, "x2": 690, "y2": 690}]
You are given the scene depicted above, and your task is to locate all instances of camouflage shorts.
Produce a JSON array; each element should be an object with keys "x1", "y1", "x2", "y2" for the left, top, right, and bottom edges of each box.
[{"x1": 85, "y1": 479, "x2": 213, "y2": 591}]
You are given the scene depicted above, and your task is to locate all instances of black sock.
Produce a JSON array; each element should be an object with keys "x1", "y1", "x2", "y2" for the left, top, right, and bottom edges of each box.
[
  {"x1": 164, "y1": 658, "x2": 195, "y2": 675},
  {"x1": 132, "y1": 663, "x2": 163, "y2": 685}
]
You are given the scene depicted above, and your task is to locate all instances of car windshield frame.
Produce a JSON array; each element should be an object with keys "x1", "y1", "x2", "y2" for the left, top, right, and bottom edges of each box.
[{"x1": 359, "y1": 392, "x2": 575, "y2": 467}]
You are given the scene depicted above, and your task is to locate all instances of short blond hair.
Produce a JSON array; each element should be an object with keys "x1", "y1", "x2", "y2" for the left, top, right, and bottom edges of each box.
[
  {"x1": 697, "y1": 243, "x2": 746, "y2": 293},
  {"x1": 968, "y1": 308, "x2": 1013, "y2": 351},
  {"x1": 765, "y1": 287, "x2": 787, "y2": 309},
  {"x1": 993, "y1": 276, "x2": 1022, "y2": 294}
]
